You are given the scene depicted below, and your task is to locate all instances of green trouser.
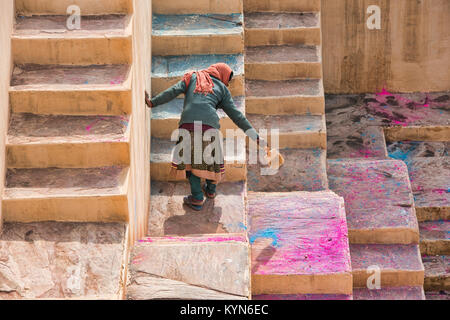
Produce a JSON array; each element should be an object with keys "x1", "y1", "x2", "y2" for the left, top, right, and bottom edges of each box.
[{"x1": 187, "y1": 172, "x2": 216, "y2": 201}]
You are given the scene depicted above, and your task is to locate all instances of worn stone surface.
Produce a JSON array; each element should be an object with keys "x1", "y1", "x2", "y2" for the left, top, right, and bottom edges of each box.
[
  {"x1": 152, "y1": 14, "x2": 243, "y2": 36},
  {"x1": 328, "y1": 159, "x2": 419, "y2": 244},
  {"x1": 14, "y1": 15, "x2": 130, "y2": 36},
  {"x1": 5, "y1": 166, "x2": 126, "y2": 197},
  {"x1": 327, "y1": 125, "x2": 388, "y2": 160},
  {"x1": 388, "y1": 141, "x2": 449, "y2": 159},
  {"x1": 149, "y1": 181, "x2": 246, "y2": 236},
  {"x1": 249, "y1": 191, "x2": 352, "y2": 295},
  {"x1": 247, "y1": 148, "x2": 327, "y2": 192},
  {"x1": 8, "y1": 113, "x2": 129, "y2": 144},
  {"x1": 0, "y1": 222, "x2": 127, "y2": 299},
  {"x1": 246, "y1": 79, "x2": 321, "y2": 97},
  {"x1": 11, "y1": 64, "x2": 130, "y2": 87},
  {"x1": 245, "y1": 12, "x2": 319, "y2": 29},
  {"x1": 254, "y1": 294, "x2": 351, "y2": 300},
  {"x1": 408, "y1": 157, "x2": 449, "y2": 222},
  {"x1": 425, "y1": 291, "x2": 450, "y2": 300},
  {"x1": 127, "y1": 235, "x2": 250, "y2": 299},
  {"x1": 423, "y1": 255, "x2": 449, "y2": 291},
  {"x1": 419, "y1": 221, "x2": 450, "y2": 256},
  {"x1": 350, "y1": 244, "x2": 424, "y2": 288},
  {"x1": 246, "y1": 45, "x2": 319, "y2": 63},
  {"x1": 353, "y1": 287, "x2": 425, "y2": 300}
]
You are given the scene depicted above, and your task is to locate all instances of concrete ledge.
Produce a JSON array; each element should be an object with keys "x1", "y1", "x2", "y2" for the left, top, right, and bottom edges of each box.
[
  {"x1": 6, "y1": 114, "x2": 130, "y2": 168},
  {"x1": 13, "y1": 15, "x2": 132, "y2": 65},
  {"x1": 248, "y1": 114, "x2": 327, "y2": 149},
  {"x1": 128, "y1": 235, "x2": 251, "y2": 299},
  {"x1": 152, "y1": 14, "x2": 244, "y2": 55},
  {"x1": 0, "y1": 222, "x2": 128, "y2": 299},
  {"x1": 153, "y1": 0, "x2": 243, "y2": 14},
  {"x1": 148, "y1": 181, "x2": 247, "y2": 236},
  {"x1": 15, "y1": 0, "x2": 132, "y2": 15},
  {"x1": 10, "y1": 64, "x2": 132, "y2": 115},
  {"x1": 350, "y1": 244, "x2": 424, "y2": 288},
  {"x1": 244, "y1": 0, "x2": 321, "y2": 13},
  {"x1": 249, "y1": 191, "x2": 352, "y2": 295},
  {"x1": 423, "y1": 255, "x2": 449, "y2": 291},
  {"x1": 245, "y1": 13, "x2": 321, "y2": 46},
  {"x1": 328, "y1": 159, "x2": 420, "y2": 244},
  {"x1": 3, "y1": 167, "x2": 129, "y2": 223},
  {"x1": 419, "y1": 221, "x2": 450, "y2": 256},
  {"x1": 353, "y1": 287, "x2": 425, "y2": 300}
]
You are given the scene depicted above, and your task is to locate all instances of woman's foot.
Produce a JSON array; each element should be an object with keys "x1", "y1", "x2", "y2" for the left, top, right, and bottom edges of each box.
[
  {"x1": 183, "y1": 196, "x2": 204, "y2": 211},
  {"x1": 202, "y1": 184, "x2": 216, "y2": 199}
]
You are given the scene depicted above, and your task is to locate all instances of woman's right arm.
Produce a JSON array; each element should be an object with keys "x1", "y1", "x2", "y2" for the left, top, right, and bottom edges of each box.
[{"x1": 147, "y1": 80, "x2": 187, "y2": 108}]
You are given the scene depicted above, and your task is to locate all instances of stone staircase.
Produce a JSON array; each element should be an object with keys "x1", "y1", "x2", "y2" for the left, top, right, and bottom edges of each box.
[
  {"x1": 127, "y1": 0, "x2": 251, "y2": 300},
  {"x1": 388, "y1": 141, "x2": 449, "y2": 300},
  {"x1": 244, "y1": 0, "x2": 327, "y2": 193},
  {"x1": 0, "y1": 0, "x2": 150, "y2": 299}
]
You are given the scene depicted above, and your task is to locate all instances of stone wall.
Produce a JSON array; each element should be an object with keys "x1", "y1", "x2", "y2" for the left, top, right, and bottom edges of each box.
[
  {"x1": 127, "y1": 0, "x2": 151, "y2": 243},
  {"x1": 322, "y1": 0, "x2": 450, "y2": 93},
  {"x1": 0, "y1": 0, "x2": 14, "y2": 231}
]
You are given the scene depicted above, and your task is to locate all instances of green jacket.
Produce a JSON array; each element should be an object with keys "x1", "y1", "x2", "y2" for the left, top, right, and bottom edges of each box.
[{"x1": 151, "y1": 74, "x2": 258, "y2": 140}]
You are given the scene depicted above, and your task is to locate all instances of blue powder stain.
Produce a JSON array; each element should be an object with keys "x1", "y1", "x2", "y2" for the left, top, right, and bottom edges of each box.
[
  {"x1": 250, "y1": 228, "x2": 281, "y2": 247},
  {"x1": 238, "y1": 222, "x2": 247, "y2": 231}
]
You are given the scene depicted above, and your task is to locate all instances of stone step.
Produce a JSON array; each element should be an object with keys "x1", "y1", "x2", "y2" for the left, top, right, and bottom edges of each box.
[
  {"x1": 151, "y1": 97, "x2": 246, "y2": 139},
  {"x1": 148, "y1": 181, "x2": 247, "y2": 236},
  {"x1": 407, "y1": 157, "x2": 450, "y2": 222},
  {"x1": 254, "y1": 294, "x2": 351, "y2": 300},
  {"x1": 16, "y1": 0, "x2": 131, "y2": 15},
  {"x1": 327, "y1": 125, "x2": 388, "y2": 160},
  {"x1": 152, "y1": 14, "x2": 244, "y2": 56},
  {"x1": 328, "y1": 159, "x2": 420, "y2": 244},
  {"x1": 153, "y1": 0, "x2": 243, "y2": 15},
  {"x1": 246, "y1": 79, "x2": 324, "y2": 115},
  {"x1": 127, "y1": 234, "x2": 250, "y2": 300},
  {"x1": 152, "y1": 53, "x2": 244, "y2": 97},
  {"x1": 6, "y1": 113, "x2": 130, "y2": 168},
  {"x1": 245, "y1": 12, "x2": 321, "y2": 47},
  {"x1": 244, "y1": 0, "x2": 321, "y2": 13},
  {"x1": 0, "y1": 221, "x2": 128, "y2": 299},
  {"x1": 350, "y1": 244, "x2": 424, "y2": 288},
  {"x1": 425, "y1": 291, "x2": 450, "y2": 300},
  {"x1": 247, "y1": 114, "x2": 326, "y2": 149},
  {"x1": 13, "y1": 15, "x2": 132, "y2": 65},
  {"x1": 325, "y1": 92, "x2": 450, "y2": 142},
  {"x1": 150, "y1": 137, "x2": 246, "y2": 182},
  {"x1": 423, "y1": 255, "x2": 450, "y2": 291},
  {"x1": 419, "y1": 221, "x2": 450, "y2": 256},
  {"x1": 353, "y1": 287, "x2": 425, "y2": 300},
  {"x1": 247, "y1": 148, "x2": 328, "y2": 192},
  {"x1": 2, "y1": 166, "x2": 129, "y2": 223},
  {"x1": 10, "y1": 64, "x2": 131, "y2": 115},
  {"x1": 245, "y1": 45, "x2": 322, "y2": 80},
  {"x1": 248, "y1": 191, "x2": 352, "y2": 295}
]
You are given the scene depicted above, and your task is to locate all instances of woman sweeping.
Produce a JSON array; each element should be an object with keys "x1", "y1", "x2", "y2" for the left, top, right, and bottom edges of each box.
[{"x1": 145, "y1": 63, "x2": 266, "y2": 211}]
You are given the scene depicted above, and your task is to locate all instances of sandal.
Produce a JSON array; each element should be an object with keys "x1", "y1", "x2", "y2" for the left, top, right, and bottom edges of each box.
[
  {"x1": 183, "y1": 196, "x2": 204, "y2": 211},
  {"x1": 202, "y1": 184, "x2": 216, "y2": 199}
]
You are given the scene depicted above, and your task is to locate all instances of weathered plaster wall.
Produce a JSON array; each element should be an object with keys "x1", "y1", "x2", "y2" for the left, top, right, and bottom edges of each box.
[
  {"x1": 128, "y1": 0, "x2": 151, "y2": 243},
  {"x1": 0, "y1": 1, "x2": 14, "y2": 231},
  {"x1": 322, "y1": 0, "x2": 450, "y2": 93}
]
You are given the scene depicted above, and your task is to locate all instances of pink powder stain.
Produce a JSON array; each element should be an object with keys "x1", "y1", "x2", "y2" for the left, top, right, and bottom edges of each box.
[
  {"x1": 138, "y1": 235, "x2": 246, "y2": 243},
  {"x1": 432, "y1": 188, "x2": 447, "y2": 195},
  {"x1": 85, "y1": 117, "x2": 106, "y2": 131}
]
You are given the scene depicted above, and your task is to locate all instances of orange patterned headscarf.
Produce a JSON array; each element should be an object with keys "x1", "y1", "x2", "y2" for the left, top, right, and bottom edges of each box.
[{"x1": 183, "y1": 63, "x2": 233, "y2": 95}]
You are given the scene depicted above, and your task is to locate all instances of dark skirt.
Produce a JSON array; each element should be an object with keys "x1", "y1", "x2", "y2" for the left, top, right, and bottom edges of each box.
[{"x1": 170, "y1": 130, "x2": 225, "y2": 184}]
